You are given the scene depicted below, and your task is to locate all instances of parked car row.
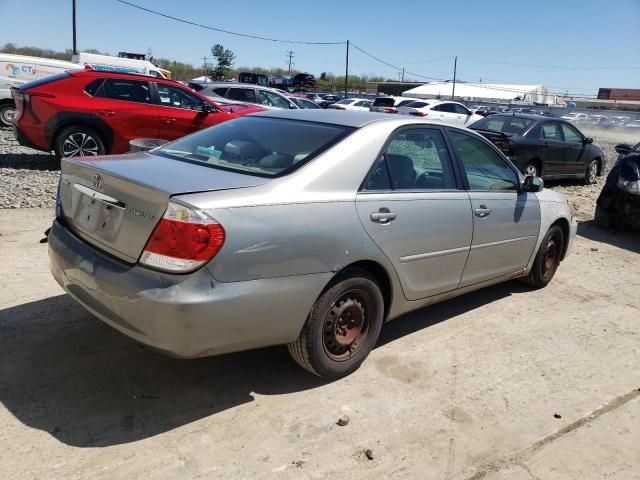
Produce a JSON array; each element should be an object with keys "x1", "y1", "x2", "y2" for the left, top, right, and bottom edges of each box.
[{"x1": 561, "y1": 112, "x2": 639, "y2": 129}]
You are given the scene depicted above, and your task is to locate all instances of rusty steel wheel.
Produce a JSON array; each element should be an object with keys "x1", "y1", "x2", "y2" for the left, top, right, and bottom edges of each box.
[
  {"x1": 522, "y1": 225, "x2": 564, "y2": 289},
  {"x1": 542, "y1": 233, "x2": 560, "y2": 282},
  {"x1": 288, "y1": 268, "x2": 384, "y2": 379},
  {"x1": 322, "y1": 289, "x2": 373, "y2": 362}
]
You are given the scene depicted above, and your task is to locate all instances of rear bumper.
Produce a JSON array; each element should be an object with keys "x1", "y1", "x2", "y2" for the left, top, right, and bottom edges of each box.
[
  {"x1": 48, "y1": 220, "x2": 332, "y2": 358},
  {"x1": 13, "y1": 125, "x2": 49, "y2": 152}
]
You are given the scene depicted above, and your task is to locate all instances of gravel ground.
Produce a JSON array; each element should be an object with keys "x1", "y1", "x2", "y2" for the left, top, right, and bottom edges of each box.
[{"x1": 0, "y1": 126, "x2": 634, "y2": 218}]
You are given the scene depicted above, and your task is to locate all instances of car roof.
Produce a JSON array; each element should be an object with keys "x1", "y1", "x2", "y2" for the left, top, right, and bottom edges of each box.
[
  {"x1": 197, "y1": 82, "x2": 284, "y2": 93},
  {"x1": 250, "y1": 109, "x2": 432, "y2": 127}
]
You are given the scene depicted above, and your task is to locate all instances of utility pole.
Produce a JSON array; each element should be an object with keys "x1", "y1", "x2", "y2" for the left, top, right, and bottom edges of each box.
[
  {"x1": 202, "y1": 56, "x2": 208, "y2": 82},
  {"x1": 72, "y1": 0, "x2": 78, "y2": 55},
  {"x1": 401, "y1": 67, "x2": 405, "y2": 82},
  {"x1": 451, "y1": 56, "x2": 457, "y2": 100},
  {"x1": 344, "y1": 40, "x2": 349, "y2": 98},
  {"x1": 286, "y1": 50, "x2": 295, "y2": 75}
]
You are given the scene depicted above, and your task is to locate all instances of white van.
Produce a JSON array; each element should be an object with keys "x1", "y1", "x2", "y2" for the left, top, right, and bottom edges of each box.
[
  {"x1": 72, "y1": 52, "x2": 166, "y2": 79},
  {"x1": 0, "y1": 53, "x2": 83, "y2": 126}
]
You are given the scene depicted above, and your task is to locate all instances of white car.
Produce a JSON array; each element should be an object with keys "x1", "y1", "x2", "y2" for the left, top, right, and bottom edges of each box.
[
  {"x1": 369, "y1": 96, "x2": 421, "y2": 113},
  {"x1": 328, "y1": 98, "x2": 373, "y2": 111},
  {"x1": 398, "y1": 100, "x2": 483, "y2": 127},
  {"x1": 560, "y1": 112, "x2": 588, "y2": 123}
]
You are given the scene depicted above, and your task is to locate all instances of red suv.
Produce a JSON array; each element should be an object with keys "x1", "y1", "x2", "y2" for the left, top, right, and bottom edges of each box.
[{"x1": 11, "y1": 69, "x2": 265, "y2": 158}]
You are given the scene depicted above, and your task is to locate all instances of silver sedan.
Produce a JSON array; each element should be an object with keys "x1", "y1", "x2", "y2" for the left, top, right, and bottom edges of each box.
[{"x1": 48, "y1": 110, "x2": 577, "y2": 379}]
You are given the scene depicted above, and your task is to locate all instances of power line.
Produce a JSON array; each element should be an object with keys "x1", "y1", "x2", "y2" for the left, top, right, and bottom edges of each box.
[
  {"x1": 349, "y1": 42, "x2": 401, "y2": 72},
  {"x1": 114, "y1": 0, "x2": 345, "y2": 45}
]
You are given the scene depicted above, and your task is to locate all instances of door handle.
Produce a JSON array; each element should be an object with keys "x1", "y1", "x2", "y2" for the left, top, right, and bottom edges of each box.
[
  {"x1": 98, "y1": 110, "x2": 115, "y2": 117},
  {"x1": 474, "y1": 204, "x2": 492, "y2": 218},
  {"x1": 162, "y1": 118, "x2": 177, "y2": 124},
  {"x1": 370, "y1": 208, "x2": 397, "y2": 224}
]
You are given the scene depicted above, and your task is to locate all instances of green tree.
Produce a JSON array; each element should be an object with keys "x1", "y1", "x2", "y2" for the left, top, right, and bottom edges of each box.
[{"x1": 210, "y1": 44, "x2": 235, "y2": 80}]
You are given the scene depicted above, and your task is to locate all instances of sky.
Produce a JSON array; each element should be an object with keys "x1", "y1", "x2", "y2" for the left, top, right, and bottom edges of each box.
[{"x1": 1, "y1": 0, "x2": 639, "y2": 97}]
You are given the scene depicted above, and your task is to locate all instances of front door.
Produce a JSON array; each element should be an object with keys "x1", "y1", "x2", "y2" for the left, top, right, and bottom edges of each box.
[
  {"x1": 355, "y1": 127, "x2": 473, "y2": 300},
  {"x1": 447, "y1": 130, "x2": 541, "y2": 287},
  {"x1": 560, "y1": 122, "x2": 587, "y2": 175},
  {"x1": 538, "y1": 121, "x2": 567, "y2": 176},
  {"x1": 155, "y1": 83, "x2": 223, "y2": 140}
]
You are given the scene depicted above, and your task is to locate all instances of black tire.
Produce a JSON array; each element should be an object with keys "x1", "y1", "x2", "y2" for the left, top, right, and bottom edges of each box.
[
  {"x1": 288, "y1": 268, "x2": 384, "y2": 379},
  {"x1": 522, "y1": 226, "x2": 564, "y2": 289},
  {"x1": 523, "y1": 161, "x2": 539, "y2": 178},
  {"x1": 0, "y1": 103, "x2": 15, "y2": 128},
  {"x1": 54, "y1": 125, "x2": 106, "y2": 159},
  {"x1": 583, "y1": 160, "x2": 598, "y2": 185},
  {"x1": 594, "y1": 205, "x2": 612, "y2": 229}
]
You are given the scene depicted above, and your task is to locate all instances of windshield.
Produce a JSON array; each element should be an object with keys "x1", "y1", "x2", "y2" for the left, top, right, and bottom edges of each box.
[
  {"x1": 154, "y1": 116, "x2": 354, "y2": 178},
  {"x1": 471, "y1": 115, "x2": 535, "y2": 135},
  {"x1": 372, "y1": 98, "x2": 395, "y2": 107}
]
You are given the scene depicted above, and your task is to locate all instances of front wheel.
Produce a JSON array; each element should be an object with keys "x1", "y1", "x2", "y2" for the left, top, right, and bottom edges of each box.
[
  {"x1": 583, "y1": 160, "x2": 598, "y2": 185},
  {"x1": 522, "y1": 226, "x2": 564, "y2": 289},
  {"x1": 288, "y1": 269, "x2": 384, "y2": 379},
  {"x1": 54, "y1": 125, "x2": 106, "y2": 159}
]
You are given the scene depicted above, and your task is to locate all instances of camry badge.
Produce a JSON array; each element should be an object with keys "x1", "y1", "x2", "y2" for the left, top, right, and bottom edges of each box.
[{"x1": 92, "y1": 174, "x2": 104, "y2": 189}]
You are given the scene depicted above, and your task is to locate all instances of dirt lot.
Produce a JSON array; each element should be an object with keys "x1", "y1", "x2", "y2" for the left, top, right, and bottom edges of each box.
[{"x1": 1, "y1": 129, "x2": 639, "y2": 479}]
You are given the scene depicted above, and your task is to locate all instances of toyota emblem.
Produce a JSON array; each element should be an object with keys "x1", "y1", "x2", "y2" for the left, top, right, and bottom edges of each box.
[{"x1": 92, "y1": 174, "x2": 103, "y2": 189}]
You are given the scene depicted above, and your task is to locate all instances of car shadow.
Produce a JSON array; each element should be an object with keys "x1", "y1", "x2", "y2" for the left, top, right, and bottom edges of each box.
[
  {"x1": 577, "y1": 220, "x2": 640, "y2": 254},
  {"x1": 0, "y1": 152, "x2": 58, "y2": 171},
  {"x1": 0, "y1": 280, "x2": 529, "y2": 448}
]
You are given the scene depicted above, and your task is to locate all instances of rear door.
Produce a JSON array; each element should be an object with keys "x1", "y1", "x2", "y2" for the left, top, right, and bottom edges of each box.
[
  {"x1": 154, "y1": 83, "x2": 225, "y2": 140},
  {"x1": 447, "y1": 130, "x2": 540, "y2": 286},
  {"x1": 91, "y1": 77, "x2": 159, "y2": 153},
  {"x1": 356, "y1": 127, "x2": 473, "y2": 300},
  {"x1": 560, "y1": 122, "x2": 587, "y2": 174}
]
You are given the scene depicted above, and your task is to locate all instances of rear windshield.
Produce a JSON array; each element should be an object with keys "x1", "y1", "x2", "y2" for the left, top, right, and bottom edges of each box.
[
  {"x1": 396, "y1": 99, "x2": 417, "y2": 107},
  {"x1": 372, "y1": 97, "x2": 395, "y2": 107},
  {"x1": 19, "y1": 72, "x2": 70, "y2": 90},
  {"x1": 404, "y1": 101, "x2": 430, "y2": 108},
  {"x1": 471, "y1": 115, "x2": 535, "y2": 135},
  {"x1": 154, "y1": 116, "x2": 355, "y2": 178}
]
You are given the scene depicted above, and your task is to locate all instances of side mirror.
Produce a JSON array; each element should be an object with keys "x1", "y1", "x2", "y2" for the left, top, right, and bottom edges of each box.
[
  {"x1": 583, "y1": 137, "x2": 593, "y2": 144},
  {"x1": 615, "y1": 143, "x2": 632, "y2": 155},
  {"x1": 201, "y1": 102, "x2": 213, "y2": 113},
  {"x1": 523, "y1": 175, "x2": 544, "y2": 193}
]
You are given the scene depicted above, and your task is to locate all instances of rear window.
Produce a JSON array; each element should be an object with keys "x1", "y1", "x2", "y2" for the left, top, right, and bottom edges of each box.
[
  {"x1": 396, "y1": 99, "x2": 417, "y2": 107},
  {"x1": 84, "y1": 78, "x2": 104, "y2": 96},
  {"x1": 19, "y1": 72, "x2": 70, "y2": 90},
  {"x1": 472, "y1": 115, "x2": 535, "y2": 135},
  {"x1": 154, "y1": 116, "x2": 355, "y2": 178},
  {"x1": 373, "y1": 97, "x2": 395, "y2": 107}
]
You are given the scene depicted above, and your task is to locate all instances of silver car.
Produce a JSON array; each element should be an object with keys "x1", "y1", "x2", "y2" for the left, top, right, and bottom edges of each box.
[
  {"x1": 48, "y1": 110, "x2": 577, "y2": 379},
  {"x1": 189, "y1": 81, "x2": 299, "y2": 110}
]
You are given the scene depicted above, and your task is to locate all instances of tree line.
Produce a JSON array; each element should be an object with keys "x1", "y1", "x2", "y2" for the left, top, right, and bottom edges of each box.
[{"x1": 1, "y1": 43, "x2": 396, "y2": 92}]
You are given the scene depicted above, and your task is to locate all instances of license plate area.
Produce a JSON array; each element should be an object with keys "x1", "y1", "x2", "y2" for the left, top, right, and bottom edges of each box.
[{"x1": 72, "y1": 183, "x2": 125, "y2": 243}]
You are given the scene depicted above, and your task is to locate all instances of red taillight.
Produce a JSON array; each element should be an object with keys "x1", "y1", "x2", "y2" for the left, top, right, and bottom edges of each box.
[
  {"x1": 384, "y1": 107, "x2": 397, "y2": 114},
  {"x1": 140, "y1": 202, "x2": 225, "y2": 273},
  {"x1": 409, "y1": 111, "x2": 428, "y2": 117}
]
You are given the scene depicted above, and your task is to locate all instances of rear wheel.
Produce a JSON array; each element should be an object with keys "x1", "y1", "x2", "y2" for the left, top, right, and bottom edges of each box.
[
  {"x1": 54, "y1": 125, "x2": 106, "y2": 159},
  {"x1": 0, "y1": 103, "x2": 15, "y2": 128},
  {"x1": 288, "y1": 268, "x2": 384, "y2": 379},
  {"x1": 523, "y1": 161, "x2": 539, "y2": 178},
  {"x1": 583, "y1": 160, "x2": 598, "y2": 185},
  {"x1": 522, "y1": 226, "x2": 564, "y2": 289}
]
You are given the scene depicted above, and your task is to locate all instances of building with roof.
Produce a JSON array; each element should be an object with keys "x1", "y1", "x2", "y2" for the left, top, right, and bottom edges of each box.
[{"x1": 401, "y1": 81, "x2": 566, "y2": 106}]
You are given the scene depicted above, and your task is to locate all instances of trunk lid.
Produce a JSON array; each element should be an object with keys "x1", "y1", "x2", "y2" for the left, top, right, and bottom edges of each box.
[{"x1": 59, "y1": 151, "x2": 267, "y2": 263}]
